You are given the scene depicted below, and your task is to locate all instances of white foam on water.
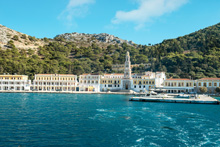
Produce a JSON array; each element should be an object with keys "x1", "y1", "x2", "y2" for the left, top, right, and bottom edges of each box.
[
  {"x1": 96, "y1": 109, "x2": 106, "y2": 112},
  {"x1": 142, "y1": 107, "x2": 149, "y2": 110},
  {"x1": 149, "y1": 142, "x2": 161, "y2": 147},
  {"x1": 136, "y1": 137, "x2": 144, "y2": 142}
]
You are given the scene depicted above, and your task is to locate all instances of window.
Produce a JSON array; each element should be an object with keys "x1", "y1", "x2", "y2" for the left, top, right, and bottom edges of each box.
[
  {"x1": 209, "y1": 83, "x2": 211, "y2": 86},
  {"x1": 199, "y1": 83, "x2": 201, "y2": 86},
  {"x1": 204, "y1": 83, "x2": 207, "y2": 87},
  {"x1": 134, "y1": 85, "x2": 136, "y2": 88},
  {"x1": 108, "y1": 85, "x2": 112, "y2": 87},
  {"x1": 214, "y1": 83, "x2": 217, "y2": 86},
  {"x1": 139, "y1": 86, "x2": 141, "y2": 88}
]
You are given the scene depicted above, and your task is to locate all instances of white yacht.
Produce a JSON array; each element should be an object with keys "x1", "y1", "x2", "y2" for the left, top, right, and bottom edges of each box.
[{"x1": 130, "y1": 91, "x2": 173, "y2": 101}]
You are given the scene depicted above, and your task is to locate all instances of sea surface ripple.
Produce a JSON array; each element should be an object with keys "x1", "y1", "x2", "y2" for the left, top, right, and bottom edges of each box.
[{"x1": 0, "y1": 93, "x2": 220, "y2": 146}]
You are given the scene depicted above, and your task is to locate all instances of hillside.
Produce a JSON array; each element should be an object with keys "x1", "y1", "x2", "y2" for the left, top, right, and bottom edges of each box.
[
  {"x1": 152, "y1": 22, "x2": 220, "y2": 78},
  {"x1": 55, "y1": 33, "x2": 135, "y2": 48},
  {"x1": 0, "y1": 23, "x2": 220, "y2": 79},
  {"x1": 0, "y1": 24, "x2": 47, "y2": 50}
]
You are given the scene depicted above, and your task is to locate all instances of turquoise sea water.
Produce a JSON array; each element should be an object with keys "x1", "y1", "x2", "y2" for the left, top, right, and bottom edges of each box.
[{"x1": 0, "y1": 93, "x2": 220, "y2": 146}]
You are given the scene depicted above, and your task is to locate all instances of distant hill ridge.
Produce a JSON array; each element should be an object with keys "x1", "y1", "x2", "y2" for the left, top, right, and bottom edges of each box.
[
  {"x1": 0, "y1": 24, "x2": 135, "y2": 50},
  {"x1": 55, "y1": 32, "x2": 135, "y2": 47}
]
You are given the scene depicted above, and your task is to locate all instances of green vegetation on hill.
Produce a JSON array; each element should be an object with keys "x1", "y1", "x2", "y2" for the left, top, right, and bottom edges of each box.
[{"x1": 0, "y1": 23, "x2": 220, "y2": 79}]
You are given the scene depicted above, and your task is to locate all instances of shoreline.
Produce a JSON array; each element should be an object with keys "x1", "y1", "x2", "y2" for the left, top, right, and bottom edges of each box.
[{"x1": 0, "y1": 90, "x2": 135, "y2": 95}]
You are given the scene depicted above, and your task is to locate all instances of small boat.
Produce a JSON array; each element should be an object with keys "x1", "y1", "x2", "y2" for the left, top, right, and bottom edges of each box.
[{"x1": 176, "y1": 94, "x2": 190, "y2": 98}]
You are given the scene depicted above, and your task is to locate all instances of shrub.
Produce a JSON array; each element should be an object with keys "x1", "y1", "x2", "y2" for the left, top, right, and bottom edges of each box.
[
  {"x1": 28, "y1": 36, "x2": 37, "y2": 41},
  {"x1": 43, "y1": 37, "x2": 49, "y2": 42},
  {"x1": 12, "y1": 35, "x2": 19, "y2": 41},
  {"x1": 7, "y1": 40, "x2": 15, "y2": 48},
  {"x1": 21, "y1": 34, "x2": 27, "y2": 39}
]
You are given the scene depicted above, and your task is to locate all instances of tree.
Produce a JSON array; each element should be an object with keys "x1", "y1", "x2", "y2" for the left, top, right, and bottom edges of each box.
[
  {"x1": 199, "y1": 87, "x2": 207, "y2": 93},
  {"x1": 215, "y1": 87, "x2": 220, "y2": 94}
]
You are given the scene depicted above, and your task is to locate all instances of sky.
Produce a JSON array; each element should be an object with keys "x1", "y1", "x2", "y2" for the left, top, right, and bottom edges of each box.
[{"x1": 0, "y1": 0, "x2": 220, "y2": 45}]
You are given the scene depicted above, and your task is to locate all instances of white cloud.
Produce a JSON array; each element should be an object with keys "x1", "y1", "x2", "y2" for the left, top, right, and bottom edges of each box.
[
  {"x1": 58, "y1": 0, "x2": 95, "y2": 28},
  {"x1": 112, "y1": 0, "x2": 188, "y2": 29}
]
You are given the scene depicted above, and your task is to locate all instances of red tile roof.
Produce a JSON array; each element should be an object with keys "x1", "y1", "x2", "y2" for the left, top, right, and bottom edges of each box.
[
  {"x1": 104, "y1": 73, "x2": 124, "y2": 76},
  {"x1": 166, "y1": 78, "x2": 191, "y2": 81},
  {"x1": 199, "y1": 78, "x2": 220, "y2": 80},
  {"x1": 37, "y1": 74, "x2": 76, "y2": 76},
  {"x1": 82, "y1": 73, "x2": 100, "y2": 75}
]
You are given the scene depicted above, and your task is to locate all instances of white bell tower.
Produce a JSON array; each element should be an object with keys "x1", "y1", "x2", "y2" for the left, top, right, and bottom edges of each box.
[
  {"x1": 124, "y1": 51, "x2": 132, "y2": 79},
  {"x1": 123, "y1": 51, "x2": 132, "y2": 90}
]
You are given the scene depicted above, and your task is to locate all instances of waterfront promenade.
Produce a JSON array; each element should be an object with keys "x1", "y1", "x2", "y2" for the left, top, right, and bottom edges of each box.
[
  {"x1": 0, "y1": 90, "x2": 136, "y2": 95},
  {"x1": 1, "y1": 90, "x2": 219, "y2": 104}
]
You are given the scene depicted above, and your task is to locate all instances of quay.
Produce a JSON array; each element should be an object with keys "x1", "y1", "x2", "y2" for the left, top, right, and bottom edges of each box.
[
  {"x1": 0, "y1": 90, "x2": 136, "y2": 95},
  {"x1": 129, "y1": 95, "x2": 220, "y2": 105}
]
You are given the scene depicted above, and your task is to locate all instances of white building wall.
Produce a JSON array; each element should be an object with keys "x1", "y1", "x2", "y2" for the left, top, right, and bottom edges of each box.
[
  {"x1": 0, "y1": 79, "x2": 31, "y2": 91},
  {"x1": 32, "y1": 74, "x2": 78, "y2": 92},
  {"x1": 79, "y1": 74, "x2": 101, "y2": 92}
]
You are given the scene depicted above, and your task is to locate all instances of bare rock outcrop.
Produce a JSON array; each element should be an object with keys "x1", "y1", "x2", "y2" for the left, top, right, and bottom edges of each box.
[{"x1": 55, "y1": 32, "x2": 135, "y2": 46}]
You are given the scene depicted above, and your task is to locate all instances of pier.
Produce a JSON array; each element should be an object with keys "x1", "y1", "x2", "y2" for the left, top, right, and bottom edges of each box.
[{"x1": 129, "y1": 95, "x2": 220, "y2": 105}]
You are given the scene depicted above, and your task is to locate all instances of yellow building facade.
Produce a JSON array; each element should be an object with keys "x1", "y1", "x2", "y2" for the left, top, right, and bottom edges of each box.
[
  {"x1": 197, "y1": 78, "x2": 220, "y2": 93},
  {"x1": 163, "y1": 78, "x2": 195, "y2": 93}
]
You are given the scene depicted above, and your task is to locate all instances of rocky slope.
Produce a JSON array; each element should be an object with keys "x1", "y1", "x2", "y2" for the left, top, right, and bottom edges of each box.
[
  {"x1": 0, "y1": 24, "x2": 46, "y2": 50},
  {"x1": 0, "y1": 24, "x2": 136, "y2": 50},
  {"x1": 55, "y1": 32, "x2": 135, "y2": 47}
]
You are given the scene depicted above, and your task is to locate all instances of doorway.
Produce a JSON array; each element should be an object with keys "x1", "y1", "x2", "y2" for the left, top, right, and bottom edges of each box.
[{"x1": 126, "y1": 84, "x2": 128, "y2": 90}]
